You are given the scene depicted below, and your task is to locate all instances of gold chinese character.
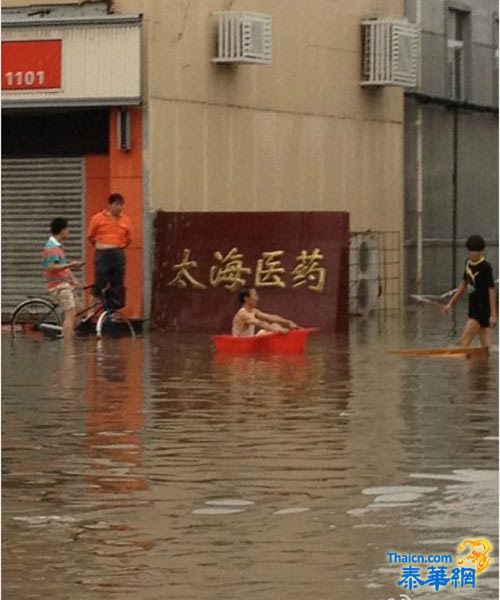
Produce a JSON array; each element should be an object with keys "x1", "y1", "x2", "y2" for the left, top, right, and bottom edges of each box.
[
  {"x1": 255, "y1": 251, "x2": 286, "y2": 288},
  {"x1": 209, "y1": 247, "x2": 251, "y2": 291},
  {"x1": 167, "y1": 249, "x2": 206, "y2": 289},
  {"x1": 292, "y1": 248, "x2": 326, "y2": 293}
]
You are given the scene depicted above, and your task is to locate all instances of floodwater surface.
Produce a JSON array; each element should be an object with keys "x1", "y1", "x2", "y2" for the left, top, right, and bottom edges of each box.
[{"x1": 2, "y1": 309, "x2": 498, "y2": 600}]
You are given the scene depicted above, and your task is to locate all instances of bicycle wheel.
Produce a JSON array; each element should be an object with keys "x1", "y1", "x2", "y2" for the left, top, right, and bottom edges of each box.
[
  {"x1": 96, "y1": 310, "x2": 135, "y2": 339},
  {"x1": 10, "y1": 299, "x2": 62, "y2": 339}
]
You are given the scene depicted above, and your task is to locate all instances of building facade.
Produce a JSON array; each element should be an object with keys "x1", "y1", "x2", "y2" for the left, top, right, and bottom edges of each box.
[
  {"x1": 404, "y1": 0, "x2": 498, "y2": 296},
  {"x1": 2, "y1": 0, "x2": 408, "y2": 322}
]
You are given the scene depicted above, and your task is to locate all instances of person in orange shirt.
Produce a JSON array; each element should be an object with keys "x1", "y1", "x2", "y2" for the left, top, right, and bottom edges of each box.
[{"x1": 87, "y1": 193, "x2": 132, "y2": 309}]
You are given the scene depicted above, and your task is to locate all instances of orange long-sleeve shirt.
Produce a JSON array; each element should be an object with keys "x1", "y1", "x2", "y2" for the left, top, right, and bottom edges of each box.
[{"x1": 87, "y1": 210, "x2": 132, "y2": 249}]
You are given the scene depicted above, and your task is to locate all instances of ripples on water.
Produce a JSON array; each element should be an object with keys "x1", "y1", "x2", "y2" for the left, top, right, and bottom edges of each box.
[{"x1": 2, "y1": 310, "x2": 498, "y2": 599}]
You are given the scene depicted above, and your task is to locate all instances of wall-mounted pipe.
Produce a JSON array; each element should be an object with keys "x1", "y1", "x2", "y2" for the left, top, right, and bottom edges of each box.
[{"x1": 415, "y1": 0, "x2": 423, "y2": 295}]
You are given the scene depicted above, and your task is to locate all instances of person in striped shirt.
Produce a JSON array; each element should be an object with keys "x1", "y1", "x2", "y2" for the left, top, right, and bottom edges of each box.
[{"x1": 42, "y1": 218, "x2": 85, "y2": 338}]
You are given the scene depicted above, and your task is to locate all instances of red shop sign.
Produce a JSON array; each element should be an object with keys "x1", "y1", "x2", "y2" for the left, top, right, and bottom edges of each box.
[{"x1": 2, "y1": 39, "x2": 62, "y2": 91}]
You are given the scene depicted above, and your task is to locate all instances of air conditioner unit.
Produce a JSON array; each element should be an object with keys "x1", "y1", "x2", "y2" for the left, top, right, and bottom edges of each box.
[
  {"x1": 349, "y1": 233, "x2": 380, "y2": 316},
  {"x1": 361, "y1": 18, "x2": 420, "y2": 87},
  {"x1": 213, "y1": 12, "x2": 272, "y2": 64}
]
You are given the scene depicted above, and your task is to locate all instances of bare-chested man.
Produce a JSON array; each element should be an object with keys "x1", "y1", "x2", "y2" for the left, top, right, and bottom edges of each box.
[{"x1": 232, "y1": 288, "x2": 299, "y2": 337}]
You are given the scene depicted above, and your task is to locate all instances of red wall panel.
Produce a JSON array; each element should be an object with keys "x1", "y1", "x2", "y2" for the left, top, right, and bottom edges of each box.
[
  {"x1": 85, "y1": 109, "x2": 143, "y2": 320},
  {"x1": 152, "y1": 212, "x2": 350, "y2": 333}
]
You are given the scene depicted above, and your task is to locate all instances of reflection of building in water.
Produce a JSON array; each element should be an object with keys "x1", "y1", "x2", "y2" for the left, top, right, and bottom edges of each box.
[
  {"x1": 84, "y1": 339, "x2": 147, "y2": 493},
  {"x1": 214, "y1": 354, "x2": 312, "y2": 406},
  {"x1": 343, "y1": 316, "x2": 412, "y2": 578},
  {"x1": 399, "y1": 342, "x2": 497, "y2": 465},
  {"x1": 148, "y1": 334, "x2": 355, "y2": 505},
  {"x1": 144, "y1": 334, "x2": 359, "y2": 594}
]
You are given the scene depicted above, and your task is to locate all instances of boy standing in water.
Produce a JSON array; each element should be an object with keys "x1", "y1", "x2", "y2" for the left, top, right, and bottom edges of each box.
[
  {"x1": 42, "y1": 218, "x2": 84, "y2": 338},
  {"x1": 443, "y1": 235, "x2": 497, "y2": 348}
]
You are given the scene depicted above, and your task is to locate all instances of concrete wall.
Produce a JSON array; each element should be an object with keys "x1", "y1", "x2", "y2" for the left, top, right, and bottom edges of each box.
[
  {"x1": 404, "y1": 0, "x2": 498, "y2": 295},
  {"x1": 405, "y1": 99, "x2": 498, "y2": 293},
  {"x1": 406, "y1": 0, "x2": 498, "y2": 105}
]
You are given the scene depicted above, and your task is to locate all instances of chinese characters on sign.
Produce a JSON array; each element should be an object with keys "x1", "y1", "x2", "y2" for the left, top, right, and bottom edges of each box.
[
  {"x1": 210, "y1": 248, "x2": 251, "y2": 291},
  {"x1": 167, "y1": 247, "x2": 327, "y2": 293},
  {"x1": 168, "y1": 249, "x2": 206, "y2": 289},
  {"x1": 292, "y1": 248, "x2": 326, "y2": 292},
  {"x1": 398, "y1": 566, "x2": 476, "y2": 592},
  {"x1": 255, "y1": 251, "x2": 286, "y2": 289}
]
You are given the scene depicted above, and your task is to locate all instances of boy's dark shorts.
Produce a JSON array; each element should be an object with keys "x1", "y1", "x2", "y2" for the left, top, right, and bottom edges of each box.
[{"x1": 468, "y1": 303, "x2": 490, "y2": 328}]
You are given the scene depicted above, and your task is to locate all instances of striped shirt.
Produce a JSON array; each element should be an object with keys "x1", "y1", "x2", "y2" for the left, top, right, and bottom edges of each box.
[{"x1": 42, "y1": 236, "x2": 73, "y2": 291}]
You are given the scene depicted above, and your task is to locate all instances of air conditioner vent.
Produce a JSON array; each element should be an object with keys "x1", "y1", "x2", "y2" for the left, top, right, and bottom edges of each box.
[
  {"x1": 349, "y1": 234, "x2": 380, "y2": 316},
  {"x1": 361, "y1": 18, "x2": 420, "y2": 87},
  {"x1": 213, "y1": 12, "x2": 272, "y2": 64}
]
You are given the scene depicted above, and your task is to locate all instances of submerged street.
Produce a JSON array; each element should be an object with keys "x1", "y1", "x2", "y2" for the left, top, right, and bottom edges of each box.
[{"x1": 2, "y1": 309, "x2": 498, "y2": 600}]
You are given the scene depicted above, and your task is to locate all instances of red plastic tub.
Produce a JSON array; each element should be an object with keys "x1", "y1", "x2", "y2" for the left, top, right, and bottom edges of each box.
[{"x1": 211, "y1": 328, "x2": 319, "y2": 354}]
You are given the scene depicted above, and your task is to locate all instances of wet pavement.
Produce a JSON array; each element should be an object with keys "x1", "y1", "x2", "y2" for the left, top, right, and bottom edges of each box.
[{"x1": 2, "y1": 309, "x2": 498, "y2": 600}]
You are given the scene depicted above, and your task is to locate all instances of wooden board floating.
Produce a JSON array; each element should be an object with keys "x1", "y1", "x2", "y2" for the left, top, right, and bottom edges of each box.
[{"x1": 391, "y1": 347, "x2": 489, "y2": 358}]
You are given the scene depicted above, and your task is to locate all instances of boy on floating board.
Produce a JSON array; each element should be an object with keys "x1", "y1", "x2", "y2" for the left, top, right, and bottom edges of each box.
[
  {"x1": 443, "y1": 235, "x2": 497, "y2": 348},
  {"x1": 232, "y1": 288, "x2": 299, "y2": 337}
]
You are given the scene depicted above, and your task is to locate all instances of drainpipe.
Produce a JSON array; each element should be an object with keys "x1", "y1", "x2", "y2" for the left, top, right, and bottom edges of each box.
[
  {"x1": 415, "y1": 0, "x2": 423, "y2": 295},
  {"x1": 451, "y1": 105, "x2": 459, "y2": 289}
]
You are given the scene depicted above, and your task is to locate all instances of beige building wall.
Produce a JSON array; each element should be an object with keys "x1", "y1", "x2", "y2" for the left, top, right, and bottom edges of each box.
[{"x1": 110, "y1": 0, "x2": 405, "y2": 234}]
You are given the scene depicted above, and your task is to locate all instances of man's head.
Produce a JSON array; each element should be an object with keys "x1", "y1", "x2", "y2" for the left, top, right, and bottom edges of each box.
[
  {"x1": 50, "y1": 217, "x2": 69, "y2": 240},
  {"x1": 239, "y1": 287, "x2": 259, "y2": 308},
  {"x1": 108, "y1": 193, "x2": 125, "y2": 217},
  {"x1": 466, "y1": 235, "x2": 486, "y2": 261}
]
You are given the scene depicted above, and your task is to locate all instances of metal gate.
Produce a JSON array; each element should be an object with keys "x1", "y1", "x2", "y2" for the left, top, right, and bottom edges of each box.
[{"x1": 2, "y1": 157, "x2": 85, "y2": 318}]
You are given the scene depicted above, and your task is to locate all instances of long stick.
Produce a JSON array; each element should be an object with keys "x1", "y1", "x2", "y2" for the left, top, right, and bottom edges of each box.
[
  {"x1": 410, "y1": 294, "x2": 445, "y2": 308},
  {"x1": 413, "y1": 279, "x2": 499, "y2": 306}
]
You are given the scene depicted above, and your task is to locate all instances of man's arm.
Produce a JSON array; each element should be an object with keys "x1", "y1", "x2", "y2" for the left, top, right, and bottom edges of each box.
[
  {"x1": 244, "y1": 311, "x2": 286, "y2": 333},
  {"x1": 443, "y1": 281, "x2": 467, "y2": 314},
  {"x1": 123, "y1": 217, "x2": 132, "y2": 248},
  {"x1": 254, "y1": 309, "x2": 298, "y2": 329},
  {"x1": 47, "y1": 260, "x2": 84, "y2": 272},
  {"x1": 87, "y1": 215, "x2": 98, "y2": 245}
]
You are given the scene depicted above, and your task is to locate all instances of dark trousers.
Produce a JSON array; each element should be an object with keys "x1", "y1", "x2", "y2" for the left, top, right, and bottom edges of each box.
[{"x1": 93, "y1": 249, "x2": 126, "y2": 310}]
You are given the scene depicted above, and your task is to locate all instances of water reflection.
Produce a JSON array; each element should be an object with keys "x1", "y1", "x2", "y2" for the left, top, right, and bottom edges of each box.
[
  {"x1": 84, "y1": 339, "x2": 148, "y2": 494},
  {"x1": 2, "y1": 309, "x2": 498, "y2": 600}
]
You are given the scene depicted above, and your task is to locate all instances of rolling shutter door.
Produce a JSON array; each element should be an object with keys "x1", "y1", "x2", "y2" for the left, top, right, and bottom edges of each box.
[{"x1": 2, "y1": 157, "x2": 85, "y2": 317}]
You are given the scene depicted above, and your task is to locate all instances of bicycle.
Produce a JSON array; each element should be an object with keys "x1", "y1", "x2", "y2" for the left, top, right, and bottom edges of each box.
[{"x1": 10, "y1": 285, "x2": 135, "y2": 340}]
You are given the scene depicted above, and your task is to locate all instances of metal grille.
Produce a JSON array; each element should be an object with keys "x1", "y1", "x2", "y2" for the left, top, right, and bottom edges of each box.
[
  {"x1": 350, "y1": 231, "x2": 401, "y2": 312},
  {"x1": 349, "y1": 233, "x2": 380, "y2": 315},
  {"x1": 2, "y1": 157, "x2": 85, "y2": 317}
]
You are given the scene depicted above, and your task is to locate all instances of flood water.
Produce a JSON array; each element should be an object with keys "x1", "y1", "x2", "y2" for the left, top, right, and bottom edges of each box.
[{"x1": 2, "y1": 309, "x2": 498, "y2": 600}]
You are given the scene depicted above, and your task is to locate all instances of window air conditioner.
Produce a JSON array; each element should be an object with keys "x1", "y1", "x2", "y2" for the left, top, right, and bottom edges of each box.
[
  {"x1": 361, "y1": 18, "x2": 420, "y2": 87},
  {"x1": 213, "y1": 12, "x2": 272, "y2": 64},
  {"x1": 349, "y1": 233, "x2": 380, "y2": 316}
]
